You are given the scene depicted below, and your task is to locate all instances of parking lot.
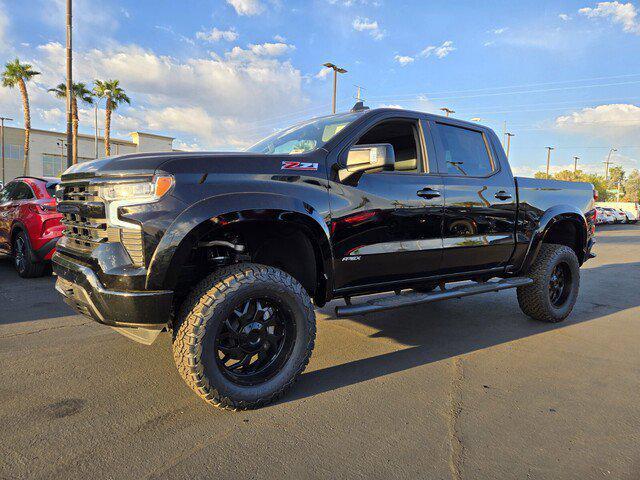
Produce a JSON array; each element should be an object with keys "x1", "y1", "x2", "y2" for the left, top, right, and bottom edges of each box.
[{"x1": 0, "y1": 224, "x2": 638, "y2": 479}]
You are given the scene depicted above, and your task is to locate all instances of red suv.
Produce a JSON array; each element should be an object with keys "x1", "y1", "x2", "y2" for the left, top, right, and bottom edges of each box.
[{"x1": 0, "y1": 176, "x2": 63, "y2": 277}]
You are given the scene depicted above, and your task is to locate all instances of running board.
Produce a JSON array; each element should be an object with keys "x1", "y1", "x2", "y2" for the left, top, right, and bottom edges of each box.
[{"x1": 334, "y1": 277, "x2": 533, "y2": 317}]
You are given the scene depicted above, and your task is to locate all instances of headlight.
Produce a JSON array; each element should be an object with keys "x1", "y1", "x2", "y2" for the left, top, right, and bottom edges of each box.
[{"x1": 99, "y1": 175, "x2": 174, "y2": 202}]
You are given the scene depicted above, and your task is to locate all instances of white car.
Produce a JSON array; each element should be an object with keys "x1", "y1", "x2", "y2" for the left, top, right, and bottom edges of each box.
[
  {"x1": 604, "y1": 207, "x2": 627, "y2": 223},
  {"x1": 596, "y1": 207, "x2": 615, "y2": 224}
]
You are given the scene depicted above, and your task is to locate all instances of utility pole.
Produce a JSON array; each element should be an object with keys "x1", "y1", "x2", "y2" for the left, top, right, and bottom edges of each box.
[
  {"x1": 604, "y1": 148, "x2": 617, "y2": 181},
  {"x1": 503, "y1": 120, "x2": 507, "y2": 147},
  {"x1": 440, "y1": 107, "x2": 455, "y2": 117},
  {"x1": 545, "y1": 146, "x2": 554, "y2": 179},
  {"x1": 505, "y1": 132, "x2": 514, "y2": 159},
  {"x1": 94, "y1": 104, "x2": 98, "y2": 159},
  {"x1": 0, "y1": 116, "x2": 13, "y2": 184},
  {"x1": 65, "y1": 0, "x2": 73, "y2": 168},
  {"x1": 323, "y1": 63, "x2": 347, "y2": 114},
  {"x1": 354, "y1": 84, "x2": 365, "y2": 102},
  {"x1": 573, "y1": 156, "x2": 580, "y2": 176}
]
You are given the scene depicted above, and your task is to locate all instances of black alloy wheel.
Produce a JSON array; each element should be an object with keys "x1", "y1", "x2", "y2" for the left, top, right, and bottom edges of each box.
[
  {"x1": 14, "y1": 235, "x2": 27, "y2": 273},
  {"x1": 215, "y1": 298, "x2": 296, "y2": 386},
  {"x1": 548, "y1": 262, "x2": 571, "y2": 307}
]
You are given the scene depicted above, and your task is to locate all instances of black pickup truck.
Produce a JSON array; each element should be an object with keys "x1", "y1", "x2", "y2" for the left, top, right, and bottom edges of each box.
[{"x1": 53, "y1": 105, "x2": 596, "y2": 410}]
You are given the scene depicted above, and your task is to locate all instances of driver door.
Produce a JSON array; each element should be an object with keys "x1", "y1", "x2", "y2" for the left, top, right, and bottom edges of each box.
[{"x1": 329, "y1": 115, "x2": 445, "y2": 292}]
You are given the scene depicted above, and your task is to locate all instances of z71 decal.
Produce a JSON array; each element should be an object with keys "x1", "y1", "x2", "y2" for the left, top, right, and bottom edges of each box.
[{"x1": 281, "y1": 161, "x2": 319, "y2": 171}]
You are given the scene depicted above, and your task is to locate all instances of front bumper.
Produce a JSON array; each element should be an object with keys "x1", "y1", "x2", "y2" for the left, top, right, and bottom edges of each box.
[{"x1": 52, "y1": 251, "x2": 173, "y2": 331}]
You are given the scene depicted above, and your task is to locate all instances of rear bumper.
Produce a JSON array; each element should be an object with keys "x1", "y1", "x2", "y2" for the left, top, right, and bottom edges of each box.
[
  {"x1": 35, "y1": 237, "x2": 59, "y2": 261},
  {"x1": 52, "y1": 251, "x2": 173, "y2": 329}
]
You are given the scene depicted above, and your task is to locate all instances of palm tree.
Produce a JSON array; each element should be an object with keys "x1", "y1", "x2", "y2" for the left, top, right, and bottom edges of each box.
[
  {"x1": 2, "y1": 59, "x2": 40, "y2": 175},
  {"x1": 93, "y1": 79, "x2": 131, "y2": 156},
  {"x1": 49, "y1": 82, "x2": 94, "y2": 165}
]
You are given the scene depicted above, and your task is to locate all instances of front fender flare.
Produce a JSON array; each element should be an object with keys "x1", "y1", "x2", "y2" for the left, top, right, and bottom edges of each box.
[
  {"x1": 519, "y1": 204, "x2": 588, "y2": 272},
  {"x1": 145, "y1": 192, "x2": 333, "y2": 293}
]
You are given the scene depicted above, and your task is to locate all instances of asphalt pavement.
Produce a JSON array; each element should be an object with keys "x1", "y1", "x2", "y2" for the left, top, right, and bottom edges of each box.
[{"x1": 0, "y1": 224, "x2": 638, "y2": 479}]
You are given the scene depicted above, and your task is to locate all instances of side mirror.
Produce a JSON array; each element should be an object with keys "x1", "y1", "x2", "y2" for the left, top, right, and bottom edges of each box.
[{"x1": 339, "y1": 143, "x2": 395, "y2": 182}]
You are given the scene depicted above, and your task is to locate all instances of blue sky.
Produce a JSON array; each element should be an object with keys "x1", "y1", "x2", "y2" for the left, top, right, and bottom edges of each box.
[{"x1": 1, "y1": 0, "x2": 640, "y2": 176}]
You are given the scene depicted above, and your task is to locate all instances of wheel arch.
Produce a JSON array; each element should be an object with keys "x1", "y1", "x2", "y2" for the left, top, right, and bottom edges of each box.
[
  {"x1": 520, "y1": 205, "x2": 588, "y2": 272},
  {"x1": 146, "y1": 193, "x2": 333, "y2": 304}
]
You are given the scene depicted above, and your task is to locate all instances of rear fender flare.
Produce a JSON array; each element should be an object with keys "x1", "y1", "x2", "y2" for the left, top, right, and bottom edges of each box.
[
  {"x1": 146, "y1": 192, "x2": 333, "y2": 296},
  {"x1": 520, "y1": 205, "x2": 588, "y2": 272}
]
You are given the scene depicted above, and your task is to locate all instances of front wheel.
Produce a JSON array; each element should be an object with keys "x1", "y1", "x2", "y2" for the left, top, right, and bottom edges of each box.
[
  {"x1": 172, "y1": 263, "x2": 316, "y2": 410},
  {"x1": 517, "y1": 244, "x2": 580, "y2": 323}
]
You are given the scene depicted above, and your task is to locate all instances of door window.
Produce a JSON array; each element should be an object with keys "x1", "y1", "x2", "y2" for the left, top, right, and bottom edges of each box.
[
  {"x1": 436, "y1": 123, "x2": 494, "y2": 177},
  {"x1": 355, "y1": 120, "x2": 422, "y2": 173}
]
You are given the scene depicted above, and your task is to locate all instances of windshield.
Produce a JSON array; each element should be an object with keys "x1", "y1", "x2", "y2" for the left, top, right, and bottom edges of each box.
[{"x1": 246, "y1": 112, "x2": 362, "y2": 155}]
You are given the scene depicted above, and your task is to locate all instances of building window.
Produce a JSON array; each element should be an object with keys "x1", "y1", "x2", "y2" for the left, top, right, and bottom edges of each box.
[
  {"x1": 42, "y1": 154, "x2": 65, "y2": 177},
  {"x1": 0, "y1": 143, "x2": 25, "y2": 161}
]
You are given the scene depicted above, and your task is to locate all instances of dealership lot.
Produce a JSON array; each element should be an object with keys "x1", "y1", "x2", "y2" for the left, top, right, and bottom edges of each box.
[{"x1": 0, "y1": 224, "x2": 638, "y2": 479}]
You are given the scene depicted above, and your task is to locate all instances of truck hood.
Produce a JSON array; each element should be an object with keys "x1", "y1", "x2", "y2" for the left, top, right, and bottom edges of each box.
[{"x1": 62, "y1": 151, "x2": 323, "y2": 180}]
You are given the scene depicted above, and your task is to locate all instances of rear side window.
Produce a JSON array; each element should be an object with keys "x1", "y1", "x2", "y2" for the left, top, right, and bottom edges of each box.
[
  {"x1": 11, "y1": 182, "x2": 34, "y2": 200},
  {"x1": 436, "y1": 123, "x2": 494, "y2": 177}
]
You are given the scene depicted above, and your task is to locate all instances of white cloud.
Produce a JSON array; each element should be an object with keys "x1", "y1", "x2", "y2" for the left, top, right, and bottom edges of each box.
[
  {"x1": 227, "y1": 42, "x2": 295, "y2": 60},
  {"x1": 556, "y1": 103, "x2": 640, "y2": 131},
  {"x1": 314, "y1": 67, "x2": 332, "y2": 80},
  {"x1": 579, "y1": 1, "x2": 640, "y2": 34},
  {"x1": 273, "y1": 34, "x2": 286, "y2": 42},
  {"x1": 394, "y1": 55, "x2": 415, "y2": 66},
  {"x1": 196, "y1": 27, "x2": 239, "y2": 42},
  {"x1": 226, "y1": 0, "x2": 264, "y2": 16},
  {"x1": 559, "y1": 13, "x2": 571, "y2": 21},
  {"x1": 32, "y1": 41, "x2": 307, "y2": 149},
  {"x1": 420, "y1": 40, "x2": 455, "y2": 59},
  {"x1": 377, "y1": 104, "x2": 404, "y2": 109},
  {"x1": 555, "y1": 104, "x2": 640, "y2": 149},
  {"x1": 120, "y1": 7, "x2": 131, "y2": 19},
  {"x1": 352, "y1": 17, "x2": 386, "y2": 40},
  {"x1": 491, "y1": 27, "x2": 508, "y2": 34},
  {"x1": 39, "y1": 108, "x2": 64, "y2": 124}
]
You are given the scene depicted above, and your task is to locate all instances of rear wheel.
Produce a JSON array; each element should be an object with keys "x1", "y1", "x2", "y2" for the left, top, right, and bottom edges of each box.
[
  {"x1": 517, "y1": 244, "x2": 580, "y2": 323},
  {"x1": 13, "y1": 231, "x2": 45, "y2": 278},
  {"x1": 172, "y1": 263, "x2": 316, "y2": 410}
]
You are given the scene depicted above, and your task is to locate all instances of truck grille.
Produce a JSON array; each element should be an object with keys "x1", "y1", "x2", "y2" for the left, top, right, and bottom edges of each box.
[
  {"x1": 60, "y1": 185, "x2": 110, "y2": 252},
  {"x1": 59, "y1": 183, "x2": 145, "y2": 265}
]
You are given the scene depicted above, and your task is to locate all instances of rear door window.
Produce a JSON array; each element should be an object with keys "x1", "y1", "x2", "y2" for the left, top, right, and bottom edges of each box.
[{"x1": 435, "y1": 123, "x2": 495, "y2": 177}]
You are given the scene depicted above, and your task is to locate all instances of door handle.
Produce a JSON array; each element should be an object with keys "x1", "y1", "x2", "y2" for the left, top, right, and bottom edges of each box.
[
  {"x1": 494, "y1": 191, "x2": 512, "y2": 201},
  {"x1": 417, "y1": 188, "x2": 441, "y2": 199}
]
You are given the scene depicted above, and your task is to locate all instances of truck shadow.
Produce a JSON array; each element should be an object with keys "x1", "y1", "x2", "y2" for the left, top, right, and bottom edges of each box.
[{"x1": 286, "y1": 261, "x2": 640, "y2": 405}]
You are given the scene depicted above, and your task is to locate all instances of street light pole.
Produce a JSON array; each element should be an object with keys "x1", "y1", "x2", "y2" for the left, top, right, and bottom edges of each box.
[
  {"x1": 323, "y1": 63, "x2": 347, "y2": 114},
  {"x1": 604, "y1": 148, "x2": 617, "y2": 181},
  {"x1": 505, "y1": 132, "x2": 514, "y2": 159},
  {"x1": 65, "y1": 0, "x2": 73, "y2": 168},
  {"x1": 440, "y1": 107, "x2": 455, "y2": 117},
  {"x1": 545, "y1": 146, "x2": 554, "y2": 179},
  {"x1": 0, "y1": 116, "x2": 13, "y2": 184}
]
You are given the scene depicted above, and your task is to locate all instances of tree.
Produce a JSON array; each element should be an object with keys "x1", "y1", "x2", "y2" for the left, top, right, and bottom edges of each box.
[
  {"x1": 49, "y1": 82, "x2": 94, "y2": 165},
  {"x1": 623, "y1": 169, "x2": 640, "y2": 203},
  {"x1": 2, "y1": 59, "x2": 40, "y2": 175},
  {"x1": 92, "y1": 79, "x2": 131, "y2": 156}
]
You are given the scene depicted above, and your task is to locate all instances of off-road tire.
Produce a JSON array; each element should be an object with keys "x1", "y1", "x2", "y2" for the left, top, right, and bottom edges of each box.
[
  {"x1": 172, "y1": 263, "x2": 316, "y2": 410},
  {"x1": 517, "y1": 244, "x2": 580, "y2": 323},
  {"x1": 13, "y1": 231, "x2": 46, "y2": 278}
]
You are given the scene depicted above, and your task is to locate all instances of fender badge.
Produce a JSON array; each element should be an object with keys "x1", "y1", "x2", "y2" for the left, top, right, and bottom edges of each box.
[{"x1": 281, "y1": 161, "x2": 319, "y2": 171}]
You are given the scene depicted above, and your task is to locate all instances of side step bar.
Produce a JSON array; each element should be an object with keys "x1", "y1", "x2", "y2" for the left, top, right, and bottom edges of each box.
[{"x1": 334, "y1": 277, "x2": 533, "y2": 317}]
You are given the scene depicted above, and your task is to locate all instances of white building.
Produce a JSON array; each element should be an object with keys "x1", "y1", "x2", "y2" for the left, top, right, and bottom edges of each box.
[{"x1": 0, "y1": 126, "x2": 175, "y2": 182}]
